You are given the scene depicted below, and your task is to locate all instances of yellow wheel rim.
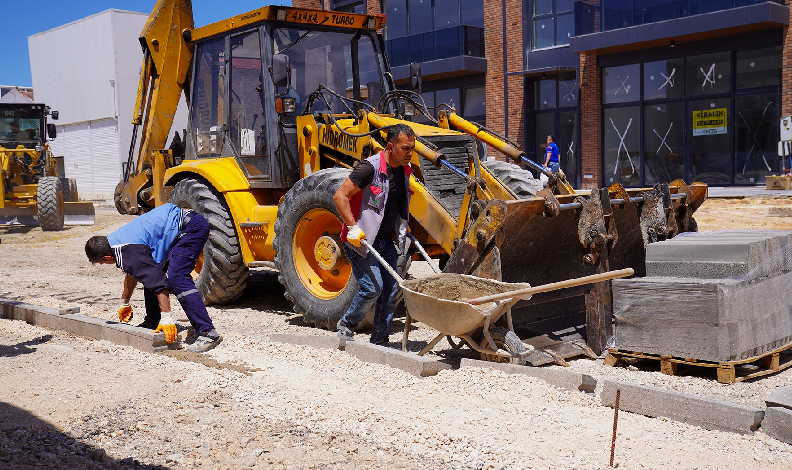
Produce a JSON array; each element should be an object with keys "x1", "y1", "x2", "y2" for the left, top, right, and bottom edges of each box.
[{"x1": 293, "y1": 208, "x2": 351, "y2": 300}]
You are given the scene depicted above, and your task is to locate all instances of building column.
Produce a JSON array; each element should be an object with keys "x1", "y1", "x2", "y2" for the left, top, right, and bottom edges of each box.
[{"x1": 579, "y1": 51, "x2": 602, "y2": 188}]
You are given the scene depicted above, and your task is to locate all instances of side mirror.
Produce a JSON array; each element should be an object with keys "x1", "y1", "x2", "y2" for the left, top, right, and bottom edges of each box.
[
  {"x1": 271, "y1": 54, "x2": 291, "y2": 89},
  {"x1": 410, "y1": 62, "x2": 422, "y2": 94},
  {"x1": 50, "y1": 110, "x2": 59, "y2": 120},
  {"x1": 47, "y1": 123, "x2": 57, "y2": 139}
]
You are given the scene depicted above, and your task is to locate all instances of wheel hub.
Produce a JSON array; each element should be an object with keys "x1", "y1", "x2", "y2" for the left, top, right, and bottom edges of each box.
[{"x1": 314, "y1": 234, "x2": 345, "y2": 271}]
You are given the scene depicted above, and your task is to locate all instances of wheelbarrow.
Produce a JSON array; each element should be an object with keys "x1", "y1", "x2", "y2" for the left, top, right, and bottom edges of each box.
[{"x1": 361, "y1": 238, "x2": 633, "y2": 364}]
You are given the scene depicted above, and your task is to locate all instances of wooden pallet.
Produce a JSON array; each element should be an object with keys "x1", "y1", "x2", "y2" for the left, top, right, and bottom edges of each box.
[{"x1": 604, "y1": 342, "x2": 792, "y2": 384}]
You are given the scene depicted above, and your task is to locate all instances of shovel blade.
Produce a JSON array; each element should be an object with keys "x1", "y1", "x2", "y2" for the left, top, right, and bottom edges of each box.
[{"x1": 64, "y1": 202, "x2": 96, "y2": 225}]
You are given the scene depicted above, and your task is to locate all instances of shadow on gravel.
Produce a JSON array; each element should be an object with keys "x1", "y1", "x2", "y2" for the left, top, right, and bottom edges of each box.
[
  {"x1": 157, "y1": 350, "x2": 262, "y2": 375},
  {"x1": 0, "y1": 334, "x2": 53, "y2": 358},
  {"x1": 0, "y1": 402, "x2": 169, "y2": 469}
]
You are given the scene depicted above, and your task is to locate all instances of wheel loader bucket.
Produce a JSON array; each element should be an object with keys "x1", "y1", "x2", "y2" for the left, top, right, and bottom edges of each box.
[
  {"x1": 0, "y1": 207, "x2": 39, "y2": 226},
  {"x1": 63, "y1": 202, "x2": 96, "y2": 225}
]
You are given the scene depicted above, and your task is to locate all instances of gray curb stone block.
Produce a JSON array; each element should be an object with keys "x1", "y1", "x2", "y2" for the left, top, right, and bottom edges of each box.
[
  {"x1": 269, "y1": 333, "x2": 341, "y2": 350},
  {"x1": 765, "y1": 387, "x2": 792, "y2": 410},
  {"x1": 344, "y1": 341, "x2": 452, "y2": 377},
  {"x1": 761, "y1": 407, "x2": 792, "y2": 444},
  {"x1": 601, "y1": 380, "x2": 763, "y2": 434},
  {"x1": 459, "y1": 358, "x2": 597, "y2": 393}
]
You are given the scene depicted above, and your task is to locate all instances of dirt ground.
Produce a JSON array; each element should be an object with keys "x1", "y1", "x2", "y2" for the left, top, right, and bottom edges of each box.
[{"x1": 1, "y1": 196, "x2": 792, "y2": 469}]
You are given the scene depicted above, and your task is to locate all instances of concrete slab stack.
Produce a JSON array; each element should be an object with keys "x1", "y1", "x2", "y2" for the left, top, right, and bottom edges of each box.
[{"x1": 612, "y1": 231, "x2": 792, "y2": 362}]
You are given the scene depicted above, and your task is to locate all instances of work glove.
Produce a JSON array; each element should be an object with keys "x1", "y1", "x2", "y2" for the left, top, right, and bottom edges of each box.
[
  {"x1": 346, "y1": 225, "x2": 366, "y2": 247},
  {"x1": 154, "y1": 312, "x2": 177, "y2": 344},
  {"x1": 117, "y1": 300, "x2": 133, "y2": 323}
]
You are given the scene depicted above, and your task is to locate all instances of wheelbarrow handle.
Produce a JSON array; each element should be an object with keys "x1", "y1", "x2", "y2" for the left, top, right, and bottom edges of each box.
[
  {"x1": 359, "y1": 239, "x2": 405, "y2": 284},
  {"x1": 467, "y1": 268, "x2": 635, "y2": 305}
]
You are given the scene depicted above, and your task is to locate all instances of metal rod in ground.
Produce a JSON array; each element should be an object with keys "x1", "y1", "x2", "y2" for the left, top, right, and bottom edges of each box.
[{"x1": 610, "y1": 389, "x2": 621, "y2": 467}]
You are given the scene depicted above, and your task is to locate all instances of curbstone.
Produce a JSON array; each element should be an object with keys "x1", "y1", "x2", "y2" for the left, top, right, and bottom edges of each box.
[
  {"x1": 765, "y1": 387, "x2": 792, "y2": 411},
  {"x1": 344, "y1": 341, "x2": 452, "y2": 377},
  {"x1": 269, "y1": 333, "x2": 341, "y2": 351},
  {"x1": 35, "y1": 310, "x2": 63, "y2": 331},
  {"x1": 601, "y1": 380, "x2": 764, "y2": 434},
  {"x1": 459, "y1": 358, "x2": 597, "y2": 393},
  {"x1": 761, "y1": 407, "x2": 792, "y2": 444}
]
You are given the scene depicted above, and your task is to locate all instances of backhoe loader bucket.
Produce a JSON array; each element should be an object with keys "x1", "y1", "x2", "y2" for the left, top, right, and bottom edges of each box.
[
  {"x1": 0, "y1": 207, "x2": 39, "y2": 226},
  {"x1": 63, "y1": 202, "x2": 96, "y2": 225}
]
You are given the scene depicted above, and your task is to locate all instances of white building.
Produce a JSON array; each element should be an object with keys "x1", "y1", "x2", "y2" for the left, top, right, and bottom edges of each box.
[{"x1": 28, "y1": 9, "x2": 187, "y2": 200}]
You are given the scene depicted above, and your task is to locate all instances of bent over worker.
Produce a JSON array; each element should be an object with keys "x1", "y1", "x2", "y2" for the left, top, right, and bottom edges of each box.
[
  {"x1": 334, "y1": 123, "x2": 415, "y2": 345},
  {"x1": 84, "y1": 203, "x2": 222, "y2": 352}
]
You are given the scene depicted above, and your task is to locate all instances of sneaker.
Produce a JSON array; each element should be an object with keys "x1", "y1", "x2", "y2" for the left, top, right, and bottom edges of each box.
[
  {"x1": 184, "y1": 333, "x2": 222, "y2": 353},
  {"x1": 336, "y1": 319, "x2": 354, "y2": 340}
]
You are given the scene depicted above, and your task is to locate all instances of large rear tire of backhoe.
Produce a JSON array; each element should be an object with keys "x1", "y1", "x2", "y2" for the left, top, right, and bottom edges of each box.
[
  {"x1": 37, "y1": 176, "x2": 64, "y2": 231},
  {"x1": 482, "y1": 160, "x2": 542, "y2": 198},
  {"x1": 60, "y1": 177, "x2": 79, "y2": 202},
  {"x1": 170, "y1": 178, "x2": 248, "y2": 305},
  {"x1": 273, "y1": 168, "x2": 358, "y2": 330}
]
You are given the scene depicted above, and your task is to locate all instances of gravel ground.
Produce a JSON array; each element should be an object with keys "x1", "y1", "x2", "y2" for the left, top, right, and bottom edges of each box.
[{"x1": 1, "y1": 197, "x2": 792, "y2": 469}]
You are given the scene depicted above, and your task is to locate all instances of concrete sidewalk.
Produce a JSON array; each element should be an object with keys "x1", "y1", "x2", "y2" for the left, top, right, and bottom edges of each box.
[{"x1": 708, "y1": 186, "x2": 792, "y2": 198}]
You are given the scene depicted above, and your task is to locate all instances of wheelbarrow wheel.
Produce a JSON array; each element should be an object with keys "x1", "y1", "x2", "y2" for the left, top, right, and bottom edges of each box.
[{"x1": 479, "y1": 327, "x2": 527, "y2": 365}]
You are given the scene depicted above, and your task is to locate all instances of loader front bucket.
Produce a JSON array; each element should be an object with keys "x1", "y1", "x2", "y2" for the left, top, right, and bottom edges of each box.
[
  {"x1": 443, "y1": 181, "x2": 706, "y2": 352},
  {"x1": 63, "y1": 202, "x2": 96, "y2": 225},
  {"x1": 0, "y1": 206, "x2": 39, "y2": 226}
]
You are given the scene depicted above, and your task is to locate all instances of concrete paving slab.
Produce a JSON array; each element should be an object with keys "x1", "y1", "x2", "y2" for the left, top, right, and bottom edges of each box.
[
  {"x1": 459, "y1": 358, "x2": 596, "y2": 393},
  {"x1": 761, "y1": 407, "x2": 792, "y2": 445},
  {"x1": 766, "y1": 387, "x2": 792, "y2": 411},
  {"x1": 344, "y1": 341, "x2": 452, "y2": 377},
  {"x1": 601, "y1": 380, "x2": 763, "y2": 434},
  {"x1": 269, "y1": 333, "x2": 341, "y2": 351}
]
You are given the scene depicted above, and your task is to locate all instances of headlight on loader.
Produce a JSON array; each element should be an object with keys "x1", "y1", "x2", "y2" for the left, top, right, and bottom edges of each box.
[{"x1": 276, "y1": 97, "x2": 297, "y2": 114}]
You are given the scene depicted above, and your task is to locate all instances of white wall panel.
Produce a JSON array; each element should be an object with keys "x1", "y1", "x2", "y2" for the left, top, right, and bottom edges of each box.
[
  {"x1": 90, "y1": 119, "x2": 121, "y2": 195},
  {"x1": 61, "y1": 122, "x2": 92, "y2": 194}
]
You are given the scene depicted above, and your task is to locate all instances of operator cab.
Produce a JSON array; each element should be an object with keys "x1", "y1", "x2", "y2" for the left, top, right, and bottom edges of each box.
[{"x1": 0, "y1": 103, "x2": 58, "y2": 150}]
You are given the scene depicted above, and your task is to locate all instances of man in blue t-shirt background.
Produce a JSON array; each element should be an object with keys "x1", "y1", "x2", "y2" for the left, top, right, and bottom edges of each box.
[
  {"x1": 85, "y1": 202, "x2": 221, "y2": 352},
  {"x1": 543, "y1": 134, "x2": 560, "y2": 173}
]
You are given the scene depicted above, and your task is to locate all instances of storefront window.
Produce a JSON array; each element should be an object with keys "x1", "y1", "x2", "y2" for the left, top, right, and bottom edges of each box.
[
  {"x1": 559, "y1": 76, "x2": 578, "y2": 107},
  {"x1": 686, "y1": 52, "x2": 731, "y2": 96},
  {"x1": 689, "y1": 98, "x2": 731, "y2": 184},
  {"x1": 436, "y1": 88, "x2": 461, "y2": 112},
  {"x1": 736, "y1": 46, "x2": 782, "y2": 89},
  {"x1": 535, "y1": 79, "x2": 556, "y2": 110},
  {"x1": 643, "y1": 58, "x2": 684, "y2": 100},
  {"x1": 535, "y1": 113, "x2": 555, "y2": 166},
  {"x1": 463, "y1": 86, "x2": 486, "y2": 118},
  {"x1": 604, "y1": 107, "x2": 641, "y2": 186},
  {"x1": 644, "y1": 103, "x2": 684, "y2": 184},
  {"x1": 735, "y1": 93, "x2": 779, "y2": 184},
  {"x1": 559, "y1": 110, "x2": 578, "y2": 184},
  {"x1": 603, "y1": 64, "x2": 640, "y2": 104}
]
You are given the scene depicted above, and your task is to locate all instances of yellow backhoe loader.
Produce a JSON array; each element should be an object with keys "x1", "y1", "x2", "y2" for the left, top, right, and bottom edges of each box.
[
  {"x1": 0, "y1": 103, "x2": 95, "y2": 229},
  {"x1": 115, "y1": 0, "x2": 707, "y2": 354}
]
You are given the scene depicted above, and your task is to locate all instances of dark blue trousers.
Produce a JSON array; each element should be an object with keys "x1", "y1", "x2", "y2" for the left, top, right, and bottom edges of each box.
[{"x1": 142, "y1": 213, "x2": 216, "y2": 333}]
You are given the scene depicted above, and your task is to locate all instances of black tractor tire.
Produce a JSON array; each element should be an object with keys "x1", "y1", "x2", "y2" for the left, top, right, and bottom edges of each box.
[
  {"x1": 273, "y1": 168, "x2": 358, "y2": 330},
  {"x1": 113, "y1": 180, "x2": 127, "y2": 215},
  {"x1": 60, "y1": 177, "x2": 79, "y2": 202},
  {"x1": 479, "y1": 326, "x2": 527, "y2": 365},
  {"x1": 37, "y1": 176, "x2": 64, "y2": 231},
  {"x1": 482, "y1": 160, "x2": 542, "y2": 198},
  {"x1": 170, "y1": 178, "x2": 248, "y2": 305}
]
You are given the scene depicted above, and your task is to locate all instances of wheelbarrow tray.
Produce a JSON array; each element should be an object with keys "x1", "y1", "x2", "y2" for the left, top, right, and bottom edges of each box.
[{"x1": 400, "y1": 274, "x2": 530, "y2": 337}]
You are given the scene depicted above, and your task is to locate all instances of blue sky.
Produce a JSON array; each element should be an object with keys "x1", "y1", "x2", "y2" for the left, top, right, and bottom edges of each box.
[{"x1": 1, "y1": 0, "x2": 290, "y2": 87}]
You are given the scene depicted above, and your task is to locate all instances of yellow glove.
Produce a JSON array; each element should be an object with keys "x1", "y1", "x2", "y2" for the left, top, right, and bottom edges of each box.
[
  {"x1": 117, "y1": 300, "x2": 133, "y2": 323},
  {"x1": 154, "y1": 312, "x2": 177, "y2": 344},
  {"x1": 347, "y1": 225, "x2": 366, "y2": 247}
]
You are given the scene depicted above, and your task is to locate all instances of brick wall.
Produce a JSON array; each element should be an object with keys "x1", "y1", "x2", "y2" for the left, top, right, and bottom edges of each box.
[
  {"x1": 293, "y1": 0, "x2": 322, "y2": 9},
  {"x1": 484, "y1": 0, "x2": 525, "y2": 160},
  {"x1": 579, "y1": 51, "x2": 602, "y2": 188}
]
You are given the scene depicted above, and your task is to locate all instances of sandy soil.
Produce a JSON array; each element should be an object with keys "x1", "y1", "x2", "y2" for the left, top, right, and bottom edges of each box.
[{"x1": 1, "y1": 197, "x2": 792, "y2": 469}]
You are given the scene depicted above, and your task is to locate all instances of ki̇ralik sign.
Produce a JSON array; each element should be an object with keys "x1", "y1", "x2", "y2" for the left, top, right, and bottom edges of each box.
[{"x1": 693, "y1": 108, "x2": 727, "y2": 136}]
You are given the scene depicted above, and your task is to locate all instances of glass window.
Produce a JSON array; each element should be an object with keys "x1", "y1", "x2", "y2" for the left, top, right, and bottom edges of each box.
[
  {"x1": 460, "y1": 0, "x2": 484, "y2": 27},
  {"x1": 335, "y1": 0, "x2": 366, "y2": 14},
  {"x1": 423, "y1": 32, "x2": 436, "y2": 61},
  {"x1": 415, "y1": 91, "x2": 435, "y2": 123},
  {"x1": 644, "y1": 102, "x2": 684, "y2": 184},
  {"x1": 559, "y1": 76, "x2": 578, "y2": 107},
  {"x1": 390, "y1": 37, "x2": 409, "y2": 67},
  {"x1": 686, "y1": 51, "x2": 730, "y2": 96},
  {"x1": 643, "y1": 58, "x2": 684, "y2": 100},
  {"x1": 556, "y1": 13, "x2": 574, "y2": 46},
  {"x1": 435, "y1": 0, "x2": 460, "y2": 29},
  {"x1": 435, "y1": 27, "x2": 461, "y2": 59},
  {"x1": 603, "y1": 64, "x2": 640, "y2": 104},
  {"x1": 408, "y1": 34, "x2": 424, "y2": 63},
  {"x1": 535, "y1": 79, "x2": 556, "y2": 110},
  {"x1": 559, "y1": 110, "x2": 578, "y2": 184},
  {"x1": 533, "y1": 17, "x2": 554, "y2": 49},
  {"x1": 736, "y1": 46, "x2": 782, "y2": 89},
  {"x1": 557, "y1": 0, "x2": 574, "y2": 12},
  {"x1": 735, "y1": 93, "x2": 780, "y2": 184},
  {"x1": 230, "y1": 30, "x2": 268, "y2": 177},
  {"x1": 409, "y1": 0, "x2": 433, "y2": 35},
  {"x1": 689, "y1": 98, "x2": 731, "y2": 184},
  {"x1": 535, "y1": 113, "x2": 554, "y2": 167},
  {"x1": 191, "y1": 36, "x2": 226, "y2": 158},
  {"x1": 642, "y1": 0, "x2": 686, "y2": 24},
  {"x1": 603, "y1": 0, "x2": 634, "y2": 30},
  {"x1": 692, "y1": 0, "x2": 734, "y2": 14},
  {"x1": 386, "y1": 0, "x2": 408, "y2": 39},
  {"x1": 436, "y1": 88, "x2": 461, "y2": 113},
  {"x1": 604, "y1": 106, "x2": 641, "y2": 186},
  {"x1": 463, "y1": 86, "x2": 486, "y2": 118},
  {"x1": 534, "y1": 0, "x2": 553, "y2": 15}
]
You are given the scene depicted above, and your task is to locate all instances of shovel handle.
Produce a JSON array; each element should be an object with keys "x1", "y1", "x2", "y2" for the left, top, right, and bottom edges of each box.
[
  {"x1": 359, "y1": 239, "x2": 405, "y2": 284},
  {"x1": 467, "y1": 268, "x2": 634, "y2": 305}
]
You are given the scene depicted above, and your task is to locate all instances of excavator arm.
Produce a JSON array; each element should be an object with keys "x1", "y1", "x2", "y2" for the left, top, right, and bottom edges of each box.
[{"x1": 115, "y1": 0, "x2": 194, "y2": 214}]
